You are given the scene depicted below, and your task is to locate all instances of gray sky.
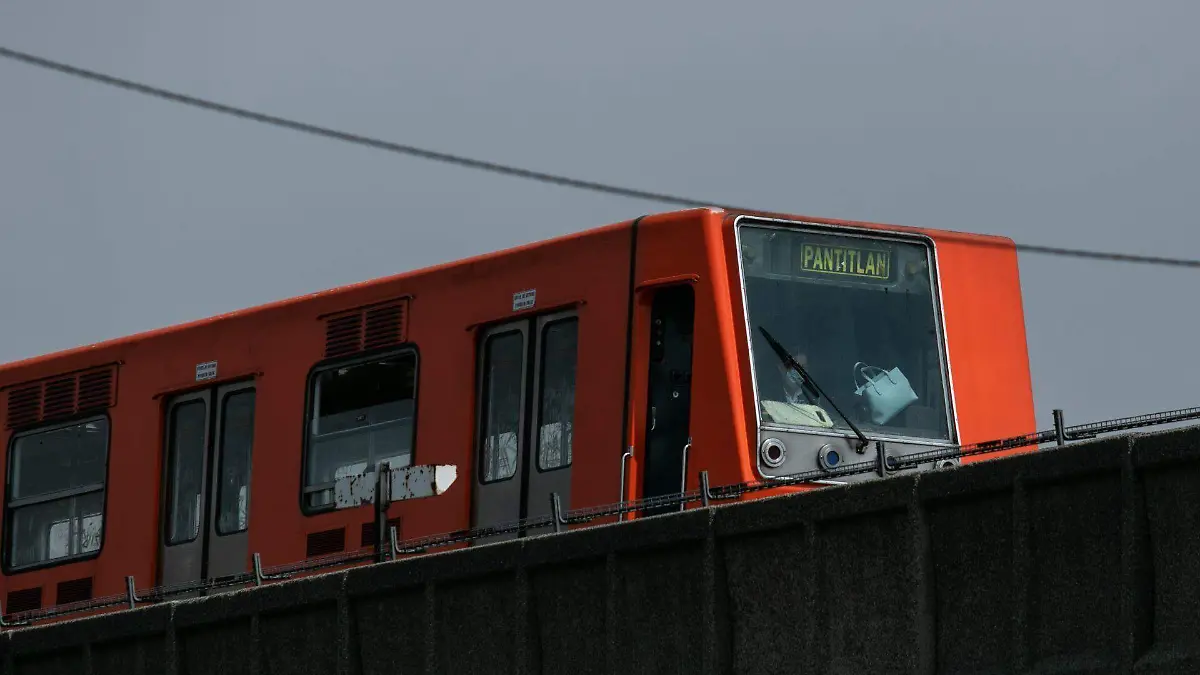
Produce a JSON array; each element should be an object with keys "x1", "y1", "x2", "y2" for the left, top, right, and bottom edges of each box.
[{"x1": 1, "y1": 1, "x2": 1197, "y2": 434}]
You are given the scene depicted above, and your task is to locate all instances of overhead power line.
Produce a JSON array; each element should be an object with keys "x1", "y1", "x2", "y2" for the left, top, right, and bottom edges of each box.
[
  {"x1": 2, "y1": 44, "x2": 1199, "y2": 270},
  {"x1": 1007, "y1": 243, "x2": 1200, "y2": 267},
  {"x1": 0, "y1": 46, "x2": 717, "y2": 208}
]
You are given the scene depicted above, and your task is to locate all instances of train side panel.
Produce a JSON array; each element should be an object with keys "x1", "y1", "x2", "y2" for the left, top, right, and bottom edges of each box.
[
  {"x1": 622, "y1": 210, "x2": 754, "y2": 511},
  {"x1": 0, "y1": 220, "x2": 637, "y2": 617},
  {"x1": 930, "y1": 232, "x2": 1037, "y2": 455},
  {"x1": 0, "y1": 314, "x2": 271, "y2": 610},
  {"x1": 248, "y1": 219, "x2": 636, "y2": 565}
]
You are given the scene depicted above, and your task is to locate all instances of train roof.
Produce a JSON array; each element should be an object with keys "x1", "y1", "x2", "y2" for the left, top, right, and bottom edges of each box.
[{"x1": 0, "y1": 207, "x2": 1015, "y2": 383}]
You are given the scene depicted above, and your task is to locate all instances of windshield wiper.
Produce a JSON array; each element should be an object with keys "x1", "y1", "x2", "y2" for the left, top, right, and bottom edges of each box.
[{"x1": 757, "y1": 325, "x2": 870, "y2": 453}]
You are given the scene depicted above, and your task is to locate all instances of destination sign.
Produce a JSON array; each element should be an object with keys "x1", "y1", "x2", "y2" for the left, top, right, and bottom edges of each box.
[{"x1": 797, "y1": 241, "x2": 893, "y2": 282}]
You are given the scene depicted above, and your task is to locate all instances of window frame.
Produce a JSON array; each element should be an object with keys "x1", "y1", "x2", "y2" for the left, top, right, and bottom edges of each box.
[
  {"x1": 533, "y1": 316, "x2": 578, "y2": 474},
  {"x1": 476, "y1": 328, "x2": 527, "y2": 486},
  {"x1": 2, "y1": 413, "x2": 112, "y2": 574},
  {"x1": 214, "y1": 387, "x2": 257, "y2": 537},
  {"x1": 299, "y1": 345, "x2": 421, "y2": 516},
  {"x1": 733, "y1": 215, "x2": 960, "y2": 448},
  {"x1": 161, "y1": 396, "x2": 210, "y2": 548}
]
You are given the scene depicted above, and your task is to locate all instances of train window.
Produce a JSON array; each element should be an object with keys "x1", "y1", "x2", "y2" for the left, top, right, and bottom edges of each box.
[
  {"x1": 479, "y1": 331, "x2": 524, "y2": 483},
  {"x1": 4, "y1": 417, "x2": 108, "y2": 570},
  {"x1": 303, "y1": 352, "x2": 417, "y2": 510},
  {"x1": 166, "y1": 400, "x2": 208, "y2": 544},
  {"x1": 536, "y1": 318, "x2": 578, "y2": 471},
  {"x1": 739, "y1": 224, "x2": 954, "y2": 442},
  {"x1": 216, "y1": 390, "x2": 255, "y2": 535}
]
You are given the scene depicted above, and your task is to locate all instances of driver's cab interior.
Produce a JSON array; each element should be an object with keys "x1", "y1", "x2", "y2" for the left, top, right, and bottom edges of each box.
[{"x1": 737, "y1": 218, "x2": 957, "y2": 478}]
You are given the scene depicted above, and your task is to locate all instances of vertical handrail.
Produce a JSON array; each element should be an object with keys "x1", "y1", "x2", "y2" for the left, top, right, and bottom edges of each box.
[
  {"x1": 125, "y1": 576, "x2": 141, "y2": 609},
  {"x1": 679, "y1": 438, "x2": 692, "y2": 512},
  {"x1": 252, "y1": 553, "x2": 291, "y2": 586},
  {"x1": 375, "y1": 461, "x2": 392, "y2": 564},
  {"x1": 619, "y1": 446, "x2": 634, "y2": 505},
  {"x1": 550, "y1": 493, "x2": 567, "y2": 533}
]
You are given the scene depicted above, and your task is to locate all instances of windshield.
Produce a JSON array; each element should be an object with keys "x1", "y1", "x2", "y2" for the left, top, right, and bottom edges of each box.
[{"x1": 739, "y1": 222, "x2": 954, "y2": 442}]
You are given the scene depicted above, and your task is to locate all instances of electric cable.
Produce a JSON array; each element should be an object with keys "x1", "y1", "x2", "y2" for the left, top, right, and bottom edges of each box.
[{"x1": 2, "y1": 44, "x2": 1198, "y2": 269}]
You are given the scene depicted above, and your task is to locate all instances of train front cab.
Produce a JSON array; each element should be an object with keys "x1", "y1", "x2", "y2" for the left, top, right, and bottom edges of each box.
[
  {"x1": 606, "y1": 207, "x2": 1034, "y2": 522},
  {"x1": 724, "y1": 212, "x2": 1037, "y2": 490}
]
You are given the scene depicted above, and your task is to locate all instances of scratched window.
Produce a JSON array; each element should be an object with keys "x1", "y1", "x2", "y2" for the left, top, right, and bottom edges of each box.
[
  {"x1": 536, "y1": 318, "x2": 578, "y2": 471},
  {"x1": 4, "y1": 417, "x2": 108, "y2": 570},
  {"x1": 479, "y1": 331, "x2": 525, "y2": 483},
  {"x1": 216, "y1": 390, "x2": 256, "y2": 535},
  {"x1": 304, "y1": 353, "x2": 417, "y2": 510},
  {"x1": 165, "y1": 400, "x2": 207, "y2": 544},
  {"x1": 739, "y1": 225, "x2": 955, "y2": 442}
]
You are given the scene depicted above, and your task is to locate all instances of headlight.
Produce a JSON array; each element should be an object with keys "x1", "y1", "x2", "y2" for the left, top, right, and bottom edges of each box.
[
  {"x1": 818, "y1": 444, "x2": 842, "y2": 472},
  {"x1": 760, "y1": 438, "x2": 787, "y2": 468}
]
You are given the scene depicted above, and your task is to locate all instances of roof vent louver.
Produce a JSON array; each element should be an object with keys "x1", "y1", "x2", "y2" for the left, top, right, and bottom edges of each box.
[
  {"x1": 364, "y1": 302, "x2": 405, "y2": 351},
  {"x1": 6, "y1": 385, "x2": 41, "y2": 429},
  {"x1": 42, "y1": 377, "x2": 76, "y2": 419},
  {"x1": 323, "y1": 298, "x2": 408, "y2": 358},
  {"x1": 4, "y1": 365, "x2": 118, "y2": 430},
  {"x1": 77, "y1": 368, "x2": 115, "y2": 411}
]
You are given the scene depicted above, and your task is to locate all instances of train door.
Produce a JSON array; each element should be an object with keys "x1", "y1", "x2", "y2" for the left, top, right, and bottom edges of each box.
[
  {"x1": 471, "y1": 309, "x2": 579, "y2": 543},
  {"x1": 159, "y1": 381, "x2": 257, "y2": 587},
  {"x1": 640, "y1": 285, "x2": 695, "y2": 516}
]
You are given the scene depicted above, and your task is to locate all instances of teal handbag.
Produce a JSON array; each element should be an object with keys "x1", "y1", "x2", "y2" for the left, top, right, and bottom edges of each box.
[{"x1": 853, "y1": 362, "x2": 918, "y2": 425}]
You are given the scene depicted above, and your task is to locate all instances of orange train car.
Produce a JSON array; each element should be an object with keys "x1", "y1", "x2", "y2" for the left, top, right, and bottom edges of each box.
[{"x1": 0, "y1": 208, "x2": 1035, "y2": 622}]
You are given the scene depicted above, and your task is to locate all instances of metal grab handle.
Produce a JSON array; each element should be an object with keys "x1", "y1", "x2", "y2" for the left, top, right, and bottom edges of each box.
[
  {"x1": 252, "y1": 553, "x2": 293, "y2": 586},
  {"x1": 679, "y1": 438, "x2": 692, "y2": 512},
  {"x1": 619, "y1": 446, "x2": 634, "y2": 504}
]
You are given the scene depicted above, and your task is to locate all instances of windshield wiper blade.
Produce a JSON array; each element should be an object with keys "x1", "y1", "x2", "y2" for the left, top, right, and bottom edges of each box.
[{"x1": 757, "y1": 325, "x2": 870, "y2": 453}]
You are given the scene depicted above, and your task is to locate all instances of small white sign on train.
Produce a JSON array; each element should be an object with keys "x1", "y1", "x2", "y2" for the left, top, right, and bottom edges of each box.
[
  {"x1": 195, "y1": 360, "x2": 218, "y2": 381},
  {"x1": 512, "y1": 289, "x2": 536, "y2": 312}
]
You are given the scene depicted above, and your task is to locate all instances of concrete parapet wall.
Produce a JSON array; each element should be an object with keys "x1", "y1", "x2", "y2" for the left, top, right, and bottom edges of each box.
[{"x1": 4, "y1": 427, "x2": 1200, "y2": 674}]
